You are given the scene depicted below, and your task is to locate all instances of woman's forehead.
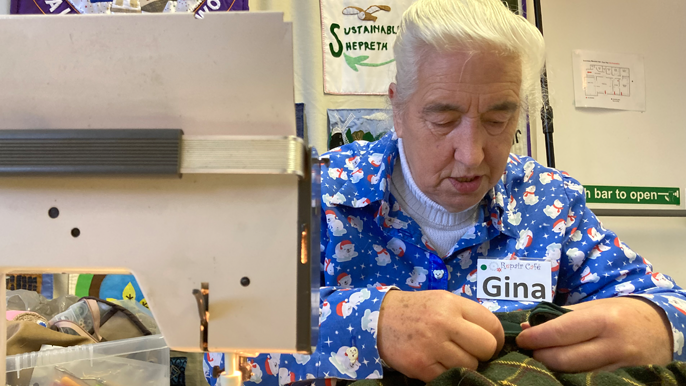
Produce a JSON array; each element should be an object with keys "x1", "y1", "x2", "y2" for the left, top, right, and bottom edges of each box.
[
  {"x1": 411, "y1": 50, "x2": 522, "y2": 110},
  {"x1": 417, "y1": 50, "x2": 522, "y2": 85}
]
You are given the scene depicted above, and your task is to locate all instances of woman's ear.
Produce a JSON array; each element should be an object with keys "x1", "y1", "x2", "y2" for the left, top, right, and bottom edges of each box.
[
  {"x1": 388, "y1": 83, "x2": 397, "y2": 102},
  {"x1": 388, "y1": 83, "x2": 403, "y2": 138}
]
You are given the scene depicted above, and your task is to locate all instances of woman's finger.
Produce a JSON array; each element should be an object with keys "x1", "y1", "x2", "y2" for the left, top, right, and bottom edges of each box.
[
  {"x1": 435, "y1": 340, "x2": 480, "y2": 371},
  {"x1": 417, "y1": 362, "x2": 449, "y2": 383},
  {"x1": 448, "y1": 320, "x2": 499, "y2": 361},
  {"x1": 516, "y1": 309, "x2": 605, "y2": 349},
  {"x1": 459, "y1": 301, "x2": 505, "y2": 353},
  {"x1": 531, "y1": 338, "x2": 617, "y2": 373}
]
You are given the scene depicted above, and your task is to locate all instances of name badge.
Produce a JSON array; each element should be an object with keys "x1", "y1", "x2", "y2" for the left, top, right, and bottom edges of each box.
[{"x1": 476, "y1": 258, "x2": 552, "y2": 302}]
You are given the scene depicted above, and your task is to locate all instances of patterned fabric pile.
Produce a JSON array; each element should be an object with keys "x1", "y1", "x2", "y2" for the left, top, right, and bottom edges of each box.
[{"x1": 348, "y1": 303, "x2": 686, "y2": 386}]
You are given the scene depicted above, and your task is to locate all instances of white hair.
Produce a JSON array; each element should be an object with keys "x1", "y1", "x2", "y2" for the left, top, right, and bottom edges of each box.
[{"x1": 392, "y1": 0, "x2": 546, "y2": 116}]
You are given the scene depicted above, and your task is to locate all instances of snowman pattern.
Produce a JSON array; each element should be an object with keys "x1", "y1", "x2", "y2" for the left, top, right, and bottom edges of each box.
[
  {"x1": 243, "y1": 132, "x2": 686, "y2": 386},
  {"x1": 614, "y1": 237, "x2": 637, "y2": 262},
  {"x1": 336, "y1": 289, "x2": 371, "y2": 319},
  {"x1": 323, "y1": 192, "x2": 346, "y2": 207},
  {"x1": 328, "y1": 168, "x2": 348, "y2": 181},
  {"x1": 545, "y1": 243, "x2": 561, "y2": 271},
  {"x1": 264, "y1": 354, "x2": 280, "y2": 378},
  {"x1": 457, "y1": 250, "x2": 473, "y2": 270},
  {"x1": 320, "y1": 301, "x2": 332, "y2": 325},
  {"x1": 516, "y1": 229, "x2": 533, "y2": 249},
  {"x1": 674, "y1": 324, "x2": 685, "y2": 356},
  {"x1": 552, "y1": 219, "x2": 566, "y2": 236},
  {"x1": 329, "y1": 345, "x2": 361, "y2": 377},
  {"x1": 347, "y1": 216, "x2": 364, "y2": 232},
  {"x1": 652, "y1": 272, "x2": 675, "y2": 289},
  {"x1": 588, "y1": 243, "x2": 610, "y2": 260},
  {"x1": 278, "y1": 368, "x2": 295, "y2": 385},
  {"x1": 324, "y1": 258, "x2": 335, "y2": 276},
  {"x1": 506, "y1": 195, "x2": 522, "y2": 226},
  {"x1": 543, "y1": 200, "x2": 564, "y2": 219},
  {"x1": 481, "y1": 299, "x2": 501, "y2": 312},
  {"x1": 580, "y1": 266, "x2": 600, "y2": 283},
  {"x1": 615, "y1": 282, "x2": 635, "y2": 295},
  {"x1": 523, "y1": 160, "x2": 536, "y2": 182},
  {"x1": 373, "y1": 245, "x2": 392, "y2": 266},
  {"x1": 247, "y1": 359, "x2": 262, "y2": 384},
  {"x1": 326, "y1": 211, "x2": 347, "y2": 236},
  {"x1": 387, "y1": 238, "x2": 406, "y2": 257},
  {"x1": 337, "y1": 273, "x2": 353, "y2": 288},
  {"x1": 345, "y1": 156, "x2": 361, "y2": 170},
  {"x1": 351, "y1": 168, "x2": 365, "y2": 183},
  {"x1": 523, "y1": 185, "x2": 539, "y2": 205},
  {"x1": 406, "y1": 267, "x2": 429, "y2": 289},
  {"x1": 361, "y1": 309, "x2": 379, "y2": 338},
  {"x1": 567, "y1": 248, "x2": 585, "y2": 271},
  {"x1": 334, "y1": 240, "x2": 358, "y2": 262}
]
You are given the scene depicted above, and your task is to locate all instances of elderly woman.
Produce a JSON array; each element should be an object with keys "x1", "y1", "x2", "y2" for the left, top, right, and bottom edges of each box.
[{"x1": 245, "y1": 0, "x2": 686, "y2": 385}]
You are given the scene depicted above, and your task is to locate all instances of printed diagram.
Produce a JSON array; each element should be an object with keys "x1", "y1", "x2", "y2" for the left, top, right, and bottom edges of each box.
[
  {"x1": 573, "y1": 50, "x2": 644, "y2": 111},
  {"x1": 584, "y1": 64, "x2": 630, "y2": 97}
]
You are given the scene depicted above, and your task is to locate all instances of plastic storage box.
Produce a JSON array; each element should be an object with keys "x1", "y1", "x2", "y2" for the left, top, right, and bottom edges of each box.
[{"x1": 6, "y1": 334, "x2": 169, "y2": 386}]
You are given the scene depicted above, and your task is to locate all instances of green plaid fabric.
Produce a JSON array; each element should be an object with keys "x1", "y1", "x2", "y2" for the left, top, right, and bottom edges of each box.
[
  {"x1": 351, "y1": 355, "x2": 686, "y2": 386},
  {"x1": 347, "y1": 303, "x2": 686, "y2": 386}
]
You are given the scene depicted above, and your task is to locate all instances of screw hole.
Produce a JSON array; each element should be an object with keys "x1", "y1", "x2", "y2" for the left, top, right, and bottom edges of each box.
[
  {"x1": 240, "y1": 277, "x2": 250, "y2": 287},
  {"x1": 48, "y1": 207, "x2": 59, "y2": 219},
  {"x1": 71, "y1": 228, "x2": 80, "y2": 238}
]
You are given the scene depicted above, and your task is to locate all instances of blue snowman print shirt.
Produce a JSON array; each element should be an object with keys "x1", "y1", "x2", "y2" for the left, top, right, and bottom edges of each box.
[{"x1": 244, "y1": 131, "x2": 686, "y2": 386}]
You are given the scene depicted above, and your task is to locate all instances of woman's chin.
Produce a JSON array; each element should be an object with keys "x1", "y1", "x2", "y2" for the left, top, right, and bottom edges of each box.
[{"x1": 437, "y1": 194, "x2": 484, "y2": 213}]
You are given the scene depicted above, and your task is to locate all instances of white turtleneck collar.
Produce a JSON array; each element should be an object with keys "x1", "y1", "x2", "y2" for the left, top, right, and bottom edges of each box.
[{"x1": 390, "y1": 138, "x2": 478, "y2": 256}]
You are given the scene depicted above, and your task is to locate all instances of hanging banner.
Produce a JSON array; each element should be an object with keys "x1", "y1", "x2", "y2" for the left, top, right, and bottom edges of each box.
[{"x1": 320, "y1": 0, "x2": 416, "y2": 95}]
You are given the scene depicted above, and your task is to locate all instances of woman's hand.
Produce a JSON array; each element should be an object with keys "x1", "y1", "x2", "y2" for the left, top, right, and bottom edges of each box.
[
  {"x1": 516, "y1": 297, "x2": 673, "y2": 372},
  {"x1": 377, "y1": 290, "x2": 504, "y2": 382}
]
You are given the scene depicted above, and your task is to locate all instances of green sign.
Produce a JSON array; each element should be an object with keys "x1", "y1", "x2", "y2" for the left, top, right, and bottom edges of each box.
[{"x1": 584, "y1": 185, "x2": 680, "y2": 206}]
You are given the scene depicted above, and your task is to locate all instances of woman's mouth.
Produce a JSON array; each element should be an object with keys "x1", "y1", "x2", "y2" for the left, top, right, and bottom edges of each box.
[{"x1": 449, "y1": 176, "x2": 482, "y2": 193}]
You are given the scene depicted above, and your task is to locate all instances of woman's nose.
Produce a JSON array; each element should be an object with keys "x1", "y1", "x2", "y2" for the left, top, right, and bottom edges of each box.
[{"x1": 452, "y1": 120, "x2": 485, "y2": 168}]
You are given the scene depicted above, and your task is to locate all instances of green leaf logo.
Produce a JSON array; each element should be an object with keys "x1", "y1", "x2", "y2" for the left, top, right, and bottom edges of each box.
[{"x1": 344, "y1": 53, "x2": 395, "y2": 72}]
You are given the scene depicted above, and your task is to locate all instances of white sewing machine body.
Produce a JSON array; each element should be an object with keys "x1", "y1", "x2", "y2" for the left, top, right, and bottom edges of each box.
[
  {"x1": 0, "y1": 170, "x2": 315, "y2": 353},
  {"x1": 0, "y1": 11, "x2": 318, "y2": 384}
]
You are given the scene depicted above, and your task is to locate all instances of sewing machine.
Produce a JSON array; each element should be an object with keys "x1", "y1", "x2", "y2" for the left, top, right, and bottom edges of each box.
[{"x1": 0, "y1": 12, "x2": 319, "y2": 386}]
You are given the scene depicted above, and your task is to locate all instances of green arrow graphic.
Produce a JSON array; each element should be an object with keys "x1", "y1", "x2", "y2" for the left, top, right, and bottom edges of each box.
[{"x1": 344, "y1": 53, "x2": 396, "y2": 72}]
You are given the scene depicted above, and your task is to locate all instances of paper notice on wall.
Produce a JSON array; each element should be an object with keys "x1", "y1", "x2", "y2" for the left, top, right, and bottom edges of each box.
[
  {"x1": 572, "y1": 50, "x2": 645, "y2": 111},
  {"x1": 320, "y1": 0, "x2": 416, "y2": 95}
]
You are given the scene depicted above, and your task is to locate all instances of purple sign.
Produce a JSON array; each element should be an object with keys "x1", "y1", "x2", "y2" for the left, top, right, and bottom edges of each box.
[
  {"x1": 194, "y1": 0, "x2": 248, "y2": 18},
  {"x1": 11, "y1": 0, "x2": 76, "y2": 15},
  {"x1": 10, "y1": 0, "x2": 248, "y2": 15}
]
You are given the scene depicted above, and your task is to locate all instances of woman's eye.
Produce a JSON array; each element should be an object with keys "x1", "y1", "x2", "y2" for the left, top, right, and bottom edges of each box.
[
  {"x1": 430, "y1": 120, "x2": 456, "y2": 129},
  {"x1": 483, "y1": 118, "x2": 510, "y2": 133}
]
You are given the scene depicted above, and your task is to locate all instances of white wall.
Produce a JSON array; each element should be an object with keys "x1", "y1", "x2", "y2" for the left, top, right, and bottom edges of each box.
[
  {"x1": 1, "y1": 0, "x2": 10, "y2": 15},
  {"x1": 537, "y1": 0, "x2": 686, "y2": 284}
]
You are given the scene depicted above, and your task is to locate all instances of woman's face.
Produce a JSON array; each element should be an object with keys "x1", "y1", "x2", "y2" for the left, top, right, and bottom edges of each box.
[{"x1": 390, "y1": 50, "x2": 522, "y2": 213}]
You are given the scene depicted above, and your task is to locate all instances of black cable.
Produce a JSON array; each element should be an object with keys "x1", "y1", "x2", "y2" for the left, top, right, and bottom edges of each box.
[{"x1": 533, "y1": 0, "x2": 556, "y2": 168}]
